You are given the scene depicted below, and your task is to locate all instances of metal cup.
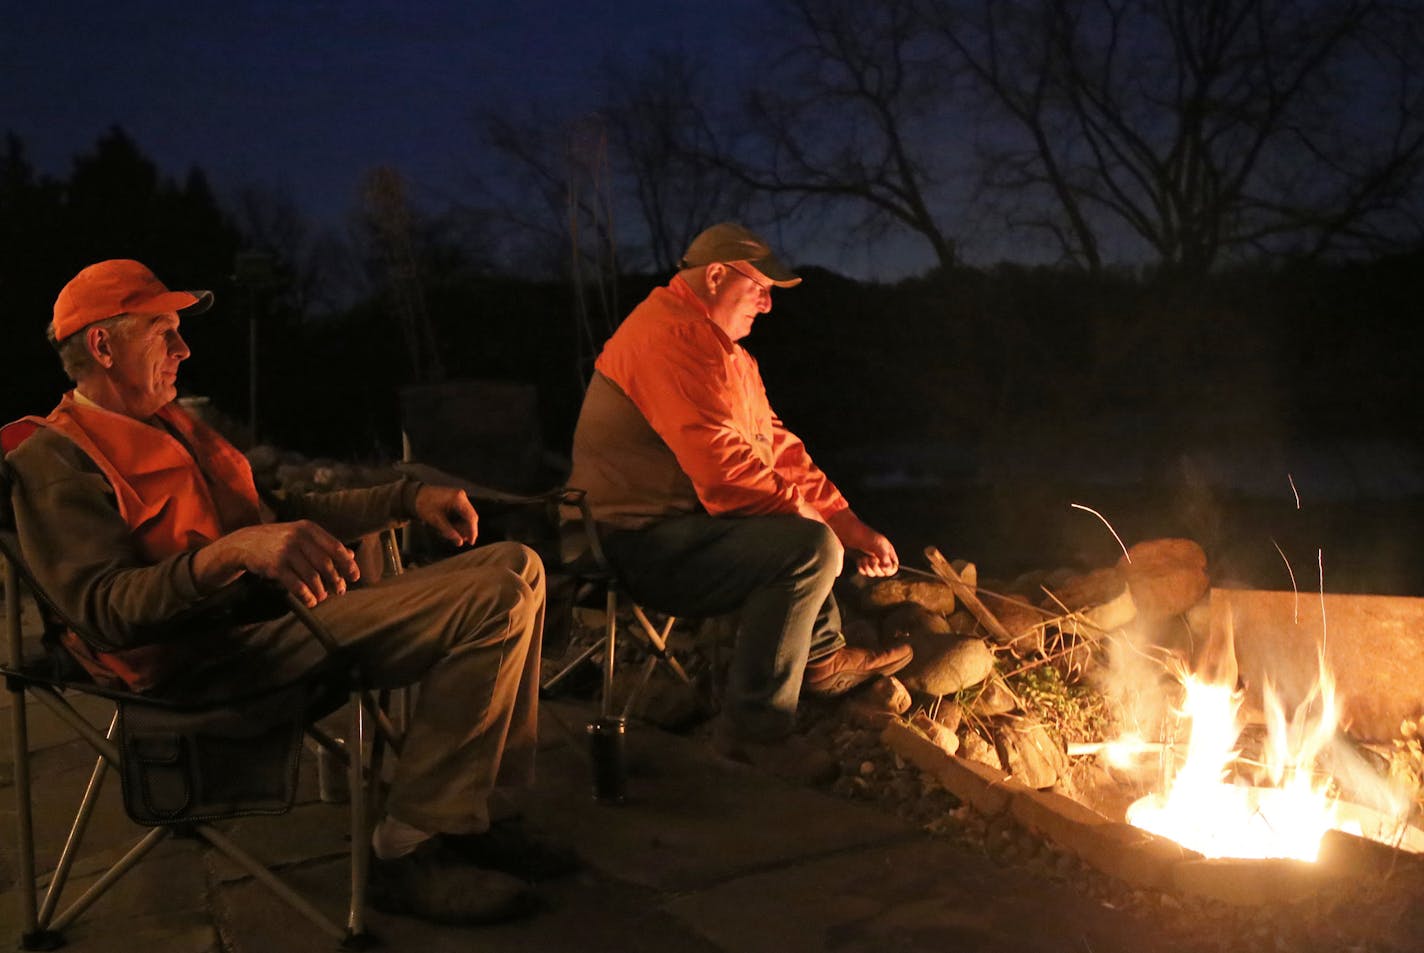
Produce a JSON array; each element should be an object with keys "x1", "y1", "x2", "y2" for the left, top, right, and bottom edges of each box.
[{"x1": 587, "y1": 716, "x2": 627, "y2": 802}]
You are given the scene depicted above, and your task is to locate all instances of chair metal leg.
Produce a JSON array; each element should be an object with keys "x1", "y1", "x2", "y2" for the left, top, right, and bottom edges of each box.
[
  {"x1": 5, "y1": 559, "x2": 51, "y2": 949},
  {"x1": 540, "y1": 638, "x2": 601, "y2": 693},
  {"x1": 359, "y1": 693, "x2": 402, "y2": 758},
  {"x1": 629, "y1": 603, "x2": 694, "y2": 686},
  {"x1": 345, "y1": 686, "x2": 373, "y2": 944},
  {"x1": 29, "y1": 687, "x2": 120, "y2": 763},
  {"x1": 602, "y1": 587, "x2": 618, "y2": 718},
  {"x1": 40, "y1": 715, "x2": 118, "y2": 926},
  {"x1": 622, "y1": 655, "x2": 660, "y2": 720},
  {"x1": 7, "y1": 664, "x2": 52, "y2": 949},
  {"x1": 196, "y1": 824, "x2": 349, "y2": 942},
  {"x1": 366, "y1": 690, "x2": 392, "y2": 841},
  {"x1": 48, "y1": 827, "x2": 171, "y2": 933}
]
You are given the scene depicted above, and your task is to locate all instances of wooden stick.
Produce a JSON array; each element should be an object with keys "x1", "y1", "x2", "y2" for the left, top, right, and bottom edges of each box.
[
  {"x1": 923, "y1": 547, "x2": 1015, "y2": 645},
  {"x1": 1067, "y1": 741, "x2": 1167, "y2": 757}
]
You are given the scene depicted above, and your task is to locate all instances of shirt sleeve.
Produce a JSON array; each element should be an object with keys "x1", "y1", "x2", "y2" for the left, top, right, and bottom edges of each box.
[
  {"x1": 612, "y1": 321, "x2": 840, "y2": 518},
  {"x1": 272, "y1": 478, "x2": 418, "y2": 541}
]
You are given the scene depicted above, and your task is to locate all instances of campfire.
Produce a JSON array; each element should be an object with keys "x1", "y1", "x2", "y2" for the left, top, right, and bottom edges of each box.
[
  {"x1": 797, "y1": 537, "x2": 1424, "y2": 901},
  {"x1": 1101, "y1": 600, "x2": 1424, "y2": 865},
  {"x1": 1117, "y1": 650, "x2": 1410, "y2": 862},
  {"x1": 556, "y1": 507, "x2": 1424, "y2": 911}
]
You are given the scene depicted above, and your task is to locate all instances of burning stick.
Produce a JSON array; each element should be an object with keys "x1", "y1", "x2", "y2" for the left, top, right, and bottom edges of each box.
[
  {"x1": 1318, "y1": 549, "x2": 1328, "y2": 656},
  {"x1": 1067, "y1": 740, "x2": 1167, "y2": 757}
]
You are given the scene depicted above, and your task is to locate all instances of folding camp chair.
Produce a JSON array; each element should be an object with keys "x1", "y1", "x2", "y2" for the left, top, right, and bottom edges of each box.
[
  {"x1": 539, "y1": 487, "x2": 699, "y2": 720},
  {"x1": 392, "y1": 463, "x2": 697, "y2": 720},
  {"x1": 1, "y1": 452, "x2": 396, "y2": 950}
]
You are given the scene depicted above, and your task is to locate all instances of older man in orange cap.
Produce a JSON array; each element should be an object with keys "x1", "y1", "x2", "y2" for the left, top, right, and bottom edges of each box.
[
  {"x1": 565, "y1": 224, "x2": 911, "y2": 783},
  {"x1": 5, "y1": 259, "x2": 572, "y2": 925}
]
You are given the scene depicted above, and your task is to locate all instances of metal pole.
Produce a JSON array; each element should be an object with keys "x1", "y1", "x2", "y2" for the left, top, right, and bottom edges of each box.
[
  {"x1": 248, "y1": 287, "x2": 259, "y2": 443},
  {"x1": 5, "y1": 556, "x2": 41, "y2": 940}
]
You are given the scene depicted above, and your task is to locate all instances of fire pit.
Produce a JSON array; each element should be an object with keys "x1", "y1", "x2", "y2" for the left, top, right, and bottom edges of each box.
[
  {"x1": 827, "y1": 570, "x2": 1424, "y2": 908},
  {"x1": 1104, "y1": 595, "x2": 1421, "y2": 864}
]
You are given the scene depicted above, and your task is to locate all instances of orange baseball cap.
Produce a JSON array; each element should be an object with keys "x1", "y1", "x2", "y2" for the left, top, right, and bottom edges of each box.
[{"x1": 51, "y1": 259, "x2": 213, "y2": 342}]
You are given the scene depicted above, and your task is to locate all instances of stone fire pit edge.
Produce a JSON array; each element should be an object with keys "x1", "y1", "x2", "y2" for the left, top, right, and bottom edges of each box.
[{"x1": 881, "y1": 720, "x2": 1414, "y2": 906}]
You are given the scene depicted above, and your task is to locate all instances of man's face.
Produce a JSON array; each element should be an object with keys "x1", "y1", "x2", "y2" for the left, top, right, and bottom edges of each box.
[
  {"x1": 103, "y1": 312, "x2": 191, "y2": 418},
  {"x1": 706, "y1": 262, "x2": 772, "y2": 341}
]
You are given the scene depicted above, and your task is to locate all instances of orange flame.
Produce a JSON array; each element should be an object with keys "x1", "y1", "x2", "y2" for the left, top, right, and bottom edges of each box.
[{"x1": 1113, "y1": 611, "x2": 1412, "y2": 860}]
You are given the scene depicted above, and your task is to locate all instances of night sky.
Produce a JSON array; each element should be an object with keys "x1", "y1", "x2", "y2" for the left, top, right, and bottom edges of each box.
[{"x1": 3, "y1": 0, "x2": 761, "y2": 241}]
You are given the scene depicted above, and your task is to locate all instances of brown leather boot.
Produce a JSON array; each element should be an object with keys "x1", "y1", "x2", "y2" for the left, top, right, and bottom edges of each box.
[{"x1": 802, "y1": 643, "x2": 913, "y2": 698}]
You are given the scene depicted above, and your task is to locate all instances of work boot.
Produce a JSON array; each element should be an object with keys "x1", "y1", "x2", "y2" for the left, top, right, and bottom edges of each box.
[
  {"x1": 713, "y1": 732, "x2": 840, "y2": 786},
  {"x1": 802, "y1": 643, "x2": 913, "y2": 698},
  {"x1": 369, "y1": 839, "x2": 538, "y2": 925},
  {"x1": 441, "y1": 818, "x2": 581, "y2": 881}
]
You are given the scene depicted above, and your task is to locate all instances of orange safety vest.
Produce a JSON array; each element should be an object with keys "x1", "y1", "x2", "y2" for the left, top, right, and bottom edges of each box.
[{"x1": 5, "y1": 393, "x2": 262, "y2": 690}]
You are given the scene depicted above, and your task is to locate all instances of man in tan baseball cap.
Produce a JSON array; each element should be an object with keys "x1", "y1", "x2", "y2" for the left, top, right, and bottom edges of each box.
[
  {"x1": 676, "y1": 221, "x2": 803, "y2": 288},
  {"x1": 564, "y1": 222, "x2": 909, "y2": 785}
]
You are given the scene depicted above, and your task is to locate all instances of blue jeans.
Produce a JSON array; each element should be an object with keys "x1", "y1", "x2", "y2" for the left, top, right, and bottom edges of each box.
[{"x1": 601, "y1": 514, "x2": 845, "y2": 742}]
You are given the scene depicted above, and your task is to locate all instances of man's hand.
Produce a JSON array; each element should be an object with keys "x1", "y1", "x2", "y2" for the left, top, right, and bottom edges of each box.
[
  {"x1": 414, "y1": 485, "x2": 479, "y2": 547},
  {"x1": 825, "y1": 508, "x2": 900, "y2": 577},
  {"x1": 195, "y1": 521, "x2": 361, "y2": 607}
]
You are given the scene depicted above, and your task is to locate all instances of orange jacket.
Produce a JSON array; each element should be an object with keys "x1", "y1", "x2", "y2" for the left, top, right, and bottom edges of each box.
[
  {"x1": 7, "y1": 393, "x2": 261, "y2": 689},
  {"x1": 568, "y1": 277, "x2": 847, "y2": 530}
]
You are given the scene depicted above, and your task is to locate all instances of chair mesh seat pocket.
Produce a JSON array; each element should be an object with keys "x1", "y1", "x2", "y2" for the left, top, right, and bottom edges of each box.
[{"x1": 118, "y1": 684, "x2": 309, "y2": 825}]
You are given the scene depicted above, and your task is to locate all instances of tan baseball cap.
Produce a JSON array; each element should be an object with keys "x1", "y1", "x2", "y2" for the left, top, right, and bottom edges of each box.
[
  {"x1": 52, "y1": 259, "x2": 213, "y2": 342},
  {"x1": 678, "y1": 222, "x2": 802, "y2": 287}
]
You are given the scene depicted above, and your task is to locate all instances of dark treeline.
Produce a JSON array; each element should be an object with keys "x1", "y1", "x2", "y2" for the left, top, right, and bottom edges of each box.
[
  {"x1": 5, "y1": 128, "x2": 1422, "y2": 592},
  {"x1": 2, "y1": 128, "x2": 1420, "y2": 483}
]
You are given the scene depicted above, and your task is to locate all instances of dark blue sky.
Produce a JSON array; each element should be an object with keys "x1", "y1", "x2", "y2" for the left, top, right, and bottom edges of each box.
[{"x1": 3, "y1": 0, "x2": 762, "y2": 241}]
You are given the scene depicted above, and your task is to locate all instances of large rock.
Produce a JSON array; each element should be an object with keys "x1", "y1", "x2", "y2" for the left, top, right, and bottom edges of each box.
[
  {"x1": 959, "y1": 730, "x2": 1003, "y2": 772},
  {"x1": 945, "y1": 609, "x2": 981, "y2": 637},
  {"x1": 931, "y1": 700, "x2": 963, "y2": 734},
  {"x1": 1118, "y1": 538, "x2": 1209, "y2": 619},
  {"x1": 1040, "y1": 566, "x2": 1137, "y2": 637},
  {"x1": 865, "y1": 675, "x2": 912, "y2": 714},
  {"x1": 853, "y1": 576, "x2": 956, "y2": 615},
  {"x1": 1041, "y1": 567, "x2": 1125, "y2": 613},
  {"x1": 989, "y1": 600, "x2": 1049, "y2": 654},
  {"x1": 1078, "y1": 587, "x2": 1138, "y2": 632},
  {"x1": 909, "y1": 712, "x2": 960, "y2": 755},
  {"x1": 899, "y1": 636, "x2": 997, "y2": 696},
  {"x1": 992, "y1": 717, "x2": 1068, "y2": 789},
  {"x1": 844, "y1": 675, "x2": 912, "y2": 729},
  {"x1": 967, "y1": 674, "x2": 1019, "y2": 717},
  {"x1": 1210, "y1": 588, "x2": 1424, "y2": 742},
  {"x1": 878, "y1": 602, "x2": 951, "y2": 642}
]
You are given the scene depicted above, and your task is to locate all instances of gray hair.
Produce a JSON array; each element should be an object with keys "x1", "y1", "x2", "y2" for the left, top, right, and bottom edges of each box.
[{"x1": 48, "y1": 314, "x2": 135, "y2": 384}]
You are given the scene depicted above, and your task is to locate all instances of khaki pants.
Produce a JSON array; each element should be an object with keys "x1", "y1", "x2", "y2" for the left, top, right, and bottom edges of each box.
[{"x1": 179, "y1": 541, "x2": 545, "y2": 835}]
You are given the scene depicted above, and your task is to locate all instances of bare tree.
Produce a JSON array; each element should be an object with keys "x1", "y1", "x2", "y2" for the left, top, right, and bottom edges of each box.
[
  {"x1": 362, "y1": 167, "x2": 445, "y2": 385},
  {"x1": 474, "y1": 107, "x2": 590, "y2": 278},
  {"x1": 598, "y1": 51, "x2": 751, "y2": 273},
  {"x1": 928, "y1": 0, "x2": 1424, "y2": 277},
  {"x1": 706, "y1": 0, "x2": 963, "y2": 270},
  {"x1": 474, "y1": 106, "x2": 626, "y2": 384},
  {"x1": 231, "y1": 185, "x2": 358, "y2": 316}
]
